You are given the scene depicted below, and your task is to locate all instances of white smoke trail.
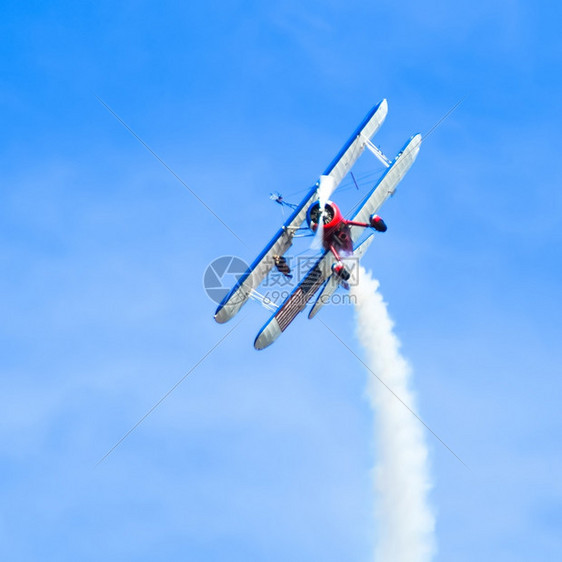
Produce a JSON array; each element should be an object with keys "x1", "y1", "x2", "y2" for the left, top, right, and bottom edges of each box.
[{"x1": 351, "y1": 266, "x2": 436, "y2": 562}]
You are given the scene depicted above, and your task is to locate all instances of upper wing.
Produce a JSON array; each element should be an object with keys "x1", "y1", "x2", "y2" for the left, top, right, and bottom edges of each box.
[
  {"x1": 349, "y1": 134, "x2": 422, "y2": 243},
  {"x1": 321, "y1": 98, "x2": 388, "y2": 185},
  {"x1": 214, "y1": 100, "x2": 389, "y2": 324},
  {"x1": 214, "y1": 198, "x2": 315, "y2": 324}
]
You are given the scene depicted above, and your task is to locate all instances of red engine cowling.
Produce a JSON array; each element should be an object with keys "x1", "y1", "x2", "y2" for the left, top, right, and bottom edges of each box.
[
  {"x1": 369, "y1": 214, "x2": 387, "y2": 232},
  {"x1": 307, "y1": 201, "x2": 344, "y2": 233}
]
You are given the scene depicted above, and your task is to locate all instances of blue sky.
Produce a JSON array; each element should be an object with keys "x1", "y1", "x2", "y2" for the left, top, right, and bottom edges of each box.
[{"x1": 1, "y1": 1, "x2": 561, "y2": 560}]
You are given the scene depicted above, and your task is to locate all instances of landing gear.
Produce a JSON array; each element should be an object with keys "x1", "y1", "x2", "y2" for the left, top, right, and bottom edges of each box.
[
  {"x1": 345, "y1": 214, "x2": 387, "y2": 232},
  {"x1": 369, "y1": 214, "x2": 387, "y2": 232},
  {"x1": 332, "y1": 261, "x2": 351, "y2": 281}
]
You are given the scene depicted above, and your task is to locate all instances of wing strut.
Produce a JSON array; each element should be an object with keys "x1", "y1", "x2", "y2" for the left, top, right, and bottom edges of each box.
[{"x1": 361, "y1": 133, "x2": 391, "y2": 168}]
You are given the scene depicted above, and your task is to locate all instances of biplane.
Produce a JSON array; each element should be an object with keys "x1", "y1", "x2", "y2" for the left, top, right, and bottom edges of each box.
[{"x1": 214, "y1": 100, "x2": 421, "y2": 349}]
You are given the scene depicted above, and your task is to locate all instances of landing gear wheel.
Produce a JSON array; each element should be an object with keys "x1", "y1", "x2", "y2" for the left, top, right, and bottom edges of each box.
[{"x1": 332, "y1": 261, "x2": 351, "y2": 281}]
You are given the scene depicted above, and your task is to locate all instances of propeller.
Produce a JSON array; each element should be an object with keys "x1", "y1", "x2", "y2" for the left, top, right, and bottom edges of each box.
[{"x1": 311, "y1": 175, "x2": 335, "y2": 250}]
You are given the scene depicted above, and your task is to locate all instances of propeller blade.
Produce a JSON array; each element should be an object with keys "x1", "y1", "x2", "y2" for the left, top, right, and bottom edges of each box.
[{"x1": 311, "y1": 175, "x2": 335, "y2": 250}]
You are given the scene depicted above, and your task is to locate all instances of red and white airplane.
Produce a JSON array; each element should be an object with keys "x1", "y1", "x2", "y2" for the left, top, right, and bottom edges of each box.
[{"x1": 214, "y1": 100, "x2": 421, "y2": 349}]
